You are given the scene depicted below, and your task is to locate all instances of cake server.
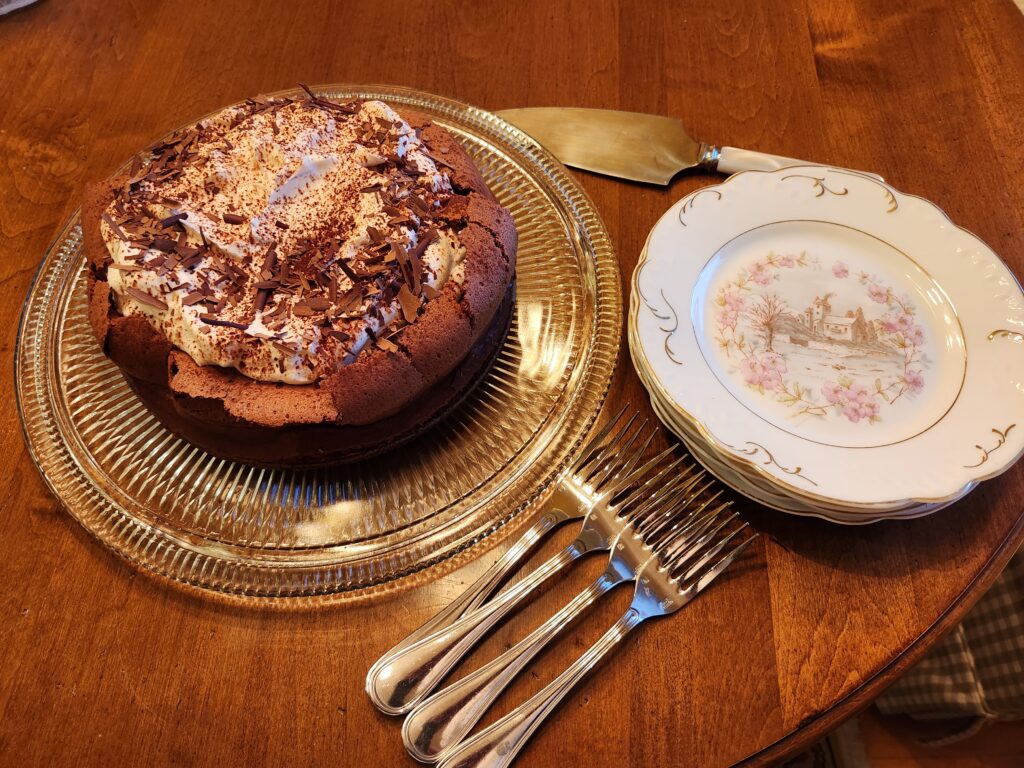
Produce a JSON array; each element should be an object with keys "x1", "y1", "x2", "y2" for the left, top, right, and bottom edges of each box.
[{"x1": 496, "y1": 107, "x2": 882, "y2": 184}]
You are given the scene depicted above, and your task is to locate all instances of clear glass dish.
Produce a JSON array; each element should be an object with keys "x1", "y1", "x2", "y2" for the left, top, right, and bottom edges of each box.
[{"x1": 15, "y1": 85, "x2": 621, "y2": 602}]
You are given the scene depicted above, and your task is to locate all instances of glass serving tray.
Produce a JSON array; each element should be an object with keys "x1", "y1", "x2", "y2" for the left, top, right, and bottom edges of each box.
[{"x1": 15, "y1": 85, "x2": 620, "y2": 601}]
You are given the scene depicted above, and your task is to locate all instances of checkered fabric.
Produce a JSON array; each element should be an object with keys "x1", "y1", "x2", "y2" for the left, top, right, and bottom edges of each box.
[{"x1": 877, "y1": 549, "x2": 1024, "y2": 723}]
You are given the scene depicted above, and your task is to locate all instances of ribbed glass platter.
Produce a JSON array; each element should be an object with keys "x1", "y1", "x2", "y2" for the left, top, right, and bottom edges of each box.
[{"x1": 15, "y1": 85, "x2": 620, "y2": 601}]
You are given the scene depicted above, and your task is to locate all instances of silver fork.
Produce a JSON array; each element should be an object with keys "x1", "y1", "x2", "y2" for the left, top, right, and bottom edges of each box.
[
  {"x1": 365, "y1": 407, "x2": 637, "y2": 713},
  {"x1": 402, "y1": 478, "x2": 722, "y2": 762},
  {"x1": 436, "y1": 517, "x2": 759, "y2": 768},
  {"x1": 366, "y1": 418, "x2": 692, "y2": 714}
]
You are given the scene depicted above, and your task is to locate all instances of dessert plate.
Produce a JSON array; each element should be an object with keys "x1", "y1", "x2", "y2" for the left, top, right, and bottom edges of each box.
[
  {"x1": 16, "y1": 85, "x2": 620, "y2": 601},
  {"x1": 632, "y1": 166, "x2": 1024, "y2": 511},
  {"x1": 631, "y1": 317, "x2": 954, "y2": 524}
]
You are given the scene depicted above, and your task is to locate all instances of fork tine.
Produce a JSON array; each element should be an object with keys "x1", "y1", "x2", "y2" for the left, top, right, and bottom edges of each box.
[
  {"x1": 630, "y1": 480, "x2": 708, "y2": 544},
  {"x1": 636, "y1": 479, "x2": 717, "y2": 543},
  {"x1": 586, "y1": 421, "x2": 651, "y2": 487},
  {"x1": 667, "y1": 514, "x2": 742, "y2": 577},
  {"x1": 593, "y1": 430, "x2": 655, "y2": 489},
  {"x1": 655, "y1": 495, "x2": 731, "y2": 552},
  {"x1": 614, "y1": 456, "x2": 692, "y2": 518},
  {"x1": 566, "y1": 405, "x2": 631, "y2": 475},
  {"x1": 600, "y1": 443, "x2": 675, "y2": 498},
  {"x1": 577, "y1": 418, "x2": 644, "y2": 488},
  {"x1": 645, "y1": 496, "x2": 730, "y2": 554},
  {"x1": 633, "y1": 473, "x2": 709, "y2": 534},
  {"x1": 688, "y1": 533, "x2": 759, "y2": 595},
  {"x1": 574, "y1": 413, "x2": 641, "y2": 484},
  {"x1": 615, "y1": 469, "x2": 694, "y2": 528}
]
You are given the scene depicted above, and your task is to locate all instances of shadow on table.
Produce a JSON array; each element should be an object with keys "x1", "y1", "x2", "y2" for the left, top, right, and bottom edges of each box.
[{"x1": 734, "y1": 472, "x2": 1013, "y2": 578}]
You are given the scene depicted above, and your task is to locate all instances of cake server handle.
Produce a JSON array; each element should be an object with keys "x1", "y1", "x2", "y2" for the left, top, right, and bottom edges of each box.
[
  {"x1": 707, "y1": 146, "x2": 885, "y2": 181},
  {"x1": 365, "y1": 508, "x2": 570, "y2": 712}
]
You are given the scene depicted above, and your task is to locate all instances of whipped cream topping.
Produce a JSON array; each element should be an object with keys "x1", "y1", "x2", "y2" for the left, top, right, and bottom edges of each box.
[{"x1": 100, "y1": 94, "x2": 465, "y2": 384}]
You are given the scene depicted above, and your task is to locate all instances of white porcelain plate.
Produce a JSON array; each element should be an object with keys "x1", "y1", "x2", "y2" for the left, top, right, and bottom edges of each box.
[{"x1": 632, "y1": 166, "x2": 1024, "y2": 508}]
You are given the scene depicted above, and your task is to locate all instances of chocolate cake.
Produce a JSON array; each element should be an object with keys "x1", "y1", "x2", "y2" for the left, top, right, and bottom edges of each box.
[{"x1": 83, "y1": 88, "x2": 517, "y2": 465}]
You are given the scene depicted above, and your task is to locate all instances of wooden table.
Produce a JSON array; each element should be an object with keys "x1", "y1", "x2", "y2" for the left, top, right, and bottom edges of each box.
[{"x1": 2, "y1": 1, "x2": 1023, "y2": 765}]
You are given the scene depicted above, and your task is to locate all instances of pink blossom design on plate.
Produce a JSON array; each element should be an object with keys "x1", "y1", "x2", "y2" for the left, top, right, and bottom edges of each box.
[
  {"x1": 823, "y1": 380, "x2": 881, "y2": 423},
  {"x1": 867, "y1": 281, "x2": 889, "y2": 303},
  {"x1": 711, "y1": 251, "x2": 930, "y2": 425},
  {"x1": 904, "y1": 368, "x2": 925, "y2": 393},
  {"x1": 741, "y1": 351, "x2": 787, "y2": 392},
  {"x1": 747, "y1": 261, "x2": 773, "y2": 286},
  {"x1": 716, "y1": 289, "x2": 746, "y2": 330}
]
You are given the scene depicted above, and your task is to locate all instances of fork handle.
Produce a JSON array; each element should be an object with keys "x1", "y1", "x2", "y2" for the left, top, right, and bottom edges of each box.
[
  {"x1": 368, "y1": 507, "x2": 567, "y2": 680},
  {"x1": 366, "y1": 541, "x2": 584, "y2": 715},
  {"x1": 404, "y1": 571, "x2": 619, "y2": 761},
  {"x1": 437, "y1": 609, "x2": 644, "y2": 768}
]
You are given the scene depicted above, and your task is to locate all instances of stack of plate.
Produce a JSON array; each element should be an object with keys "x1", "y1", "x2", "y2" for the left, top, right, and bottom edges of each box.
[{"x1": 629, "y1": 166, "x2": 1024, "y2": 524}]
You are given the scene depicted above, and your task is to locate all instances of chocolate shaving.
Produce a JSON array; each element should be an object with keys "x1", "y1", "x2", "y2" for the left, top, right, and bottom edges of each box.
[
  {"x1": 336, "y1": 286, "x2": 363, "y2": 311},
  {"x1": 337, "y1": 258, "x2": 360, "y2": 283},
  {"x1": 160, "y1": 212, "x2": 188, "y2": 228},
  {"x1": 264, "y1": 301, "x2": 288, "y2": 321},
  {"x1": 397, "y1": 284, "x2": 421, "y2": 324},
  {"x1": 222, "y1": 213, "x2": 246, "y2": 225},
  {"x1": 274, "y1": 219, "x2": 289, "y2": 230},
  {"x1": 408, "y1": 244, "x2": 423, "y2": 294},
  {"x1": 255, "y1": 245, "x2": 279, "y2": 311},
  {"x1": 126, "y1": 287, "x2": 169, "y2": 311},
  {"x1": 181, "y1": 291, "x2": 206, "y2": 306},
  {"x1": 409, "y1": 227, "x2": 438, "y2": 260},
  {"x1": 298, "y1": 83, "x2": 359, "y2": 114},
  {"x1": 108, "y1": 263, "x2": 144, "y2": 272},
  {"x1": 200, "y1": 316, "x2": 249, "y2": 330},
  {"x1": 101, "y1": 212, "x2": 129, "y2": 242},
  {"x1": 409, "y1": 195, "x2": 430, "y2": 216},
  {"x1": 377, "y1": 337, "x2": 399, "y2": 353}
]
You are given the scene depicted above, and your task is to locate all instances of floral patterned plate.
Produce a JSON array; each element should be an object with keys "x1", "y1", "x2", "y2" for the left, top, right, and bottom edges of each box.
[
  {"x1": 631, "y1": 314, "x2": 956, "y2": 522},
  {"x1": 632, "y1": 166, "x2": 1024, "y2": 510}
]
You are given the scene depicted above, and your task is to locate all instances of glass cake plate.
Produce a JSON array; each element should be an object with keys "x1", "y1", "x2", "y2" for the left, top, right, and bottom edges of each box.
[{"x1": 15, "y1": 85, "x2": 620, "y2": 601}]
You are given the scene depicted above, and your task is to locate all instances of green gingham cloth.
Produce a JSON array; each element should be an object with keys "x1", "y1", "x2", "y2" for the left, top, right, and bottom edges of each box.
[{"x1": 876, "y1": 548, "x2": 1024, "y2": 734}]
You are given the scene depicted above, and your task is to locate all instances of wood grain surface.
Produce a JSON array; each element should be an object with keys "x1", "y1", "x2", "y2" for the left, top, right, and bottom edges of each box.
[{"x1": 2, "y1": 1, "x2": 1024, "y2": 766}]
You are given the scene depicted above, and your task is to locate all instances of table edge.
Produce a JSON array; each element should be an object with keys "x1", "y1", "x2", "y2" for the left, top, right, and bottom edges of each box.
[{"x1": 735, "y1": 505, "x2": 1024, "y2": 766}]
